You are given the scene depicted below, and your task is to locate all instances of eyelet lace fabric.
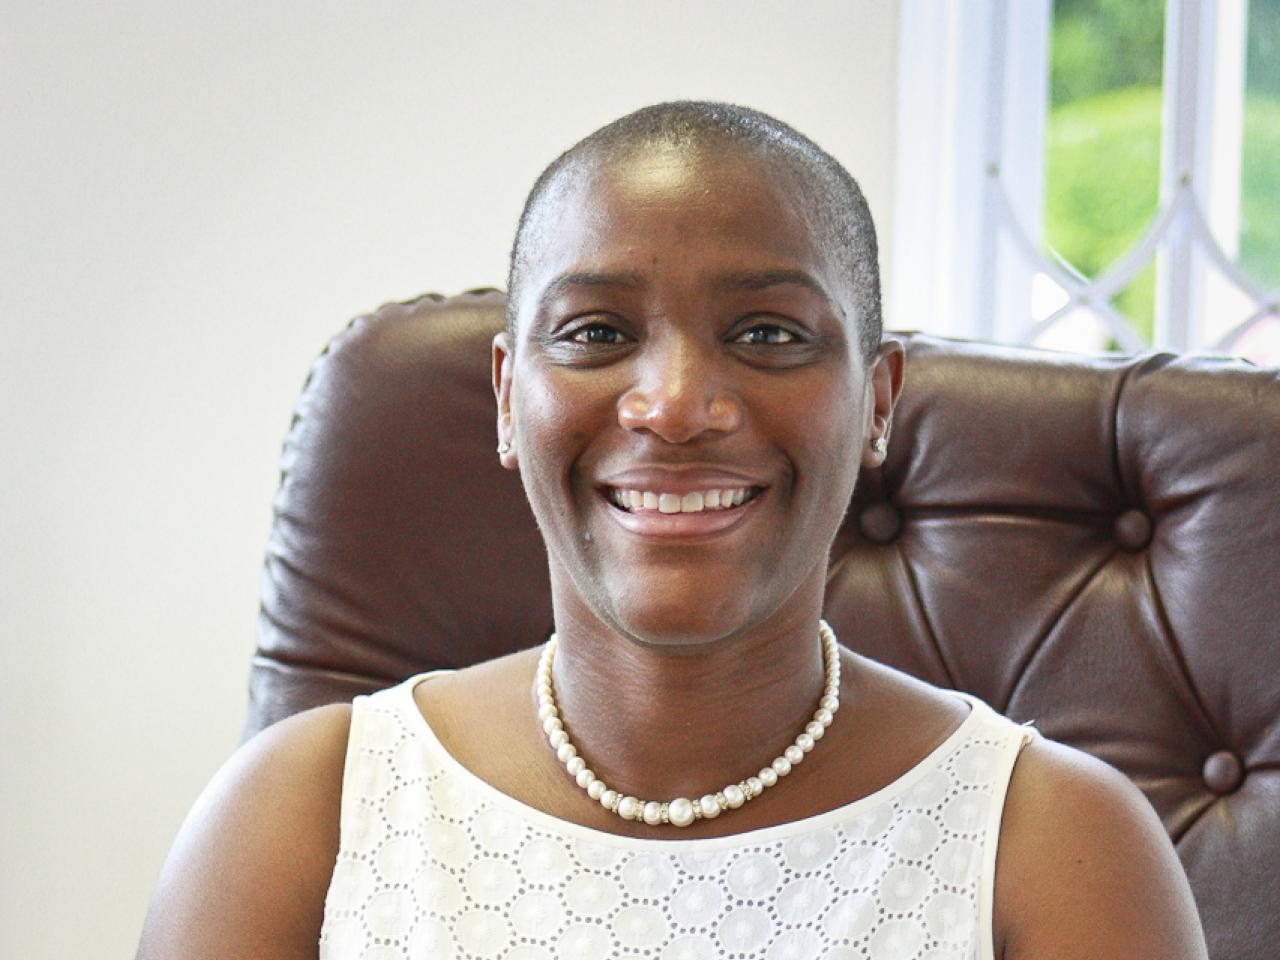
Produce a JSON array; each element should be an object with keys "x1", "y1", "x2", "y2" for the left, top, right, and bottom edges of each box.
[{"x1": 319, "y1": 673, "x2": 1035, "y2": 960}]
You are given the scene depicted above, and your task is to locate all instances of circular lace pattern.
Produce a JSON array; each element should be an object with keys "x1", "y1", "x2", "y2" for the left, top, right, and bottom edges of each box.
[{"x1": 319, "y1": 677, "x2": 1027, "y2": 960}]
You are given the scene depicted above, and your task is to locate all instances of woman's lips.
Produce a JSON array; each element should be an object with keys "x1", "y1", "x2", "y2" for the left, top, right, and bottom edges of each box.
[
  {"x1": 605, "y1": 485, "x2": 761, "y2": 514},
  {"x1": 599, "y1": 485, "x2": 765, "y2": 538}
]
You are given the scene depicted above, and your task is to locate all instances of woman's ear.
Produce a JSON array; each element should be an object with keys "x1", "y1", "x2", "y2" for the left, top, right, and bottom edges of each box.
[
  {"x1": 492, "y1": 331, "x2": 518, "y2": 470},
  {"x1": 861, "y1": 339, "x2": 906, "y2": 469}
]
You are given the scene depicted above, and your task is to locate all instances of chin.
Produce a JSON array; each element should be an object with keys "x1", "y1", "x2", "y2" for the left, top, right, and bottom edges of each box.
[{"x1": 594, "y1": 588, "x2": 763, "y2": 649}]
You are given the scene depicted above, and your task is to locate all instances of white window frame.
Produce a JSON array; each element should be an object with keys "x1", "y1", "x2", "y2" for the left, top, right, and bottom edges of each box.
[{"x1": 892, "y1": 0, "x2": 1280, "y2": 354}]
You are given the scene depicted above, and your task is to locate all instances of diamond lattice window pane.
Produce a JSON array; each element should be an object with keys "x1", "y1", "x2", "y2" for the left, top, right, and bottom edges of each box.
[
  {"x1": 1238, "y1": 1, "x2": 1280, "y2": 290},
  {"x1": 1031, "y1": 271, "x2": 1071, "y2": 325},
  {"x1": 1200, "y1": 255, "x2": 1263, "y2": 348},
  {"x1": 1043, "y1": 0, "x2": 1166, "y2": 342},
  {"x1": 1107, "y1": 260, "x2": 1157, "y2": 345},
  {"x1": 1230, "y1": 313, "x2": 1280, "y2": 365},
  {"x1": 1030, "y1": 305, "x2": 1115, "y2": 354}
]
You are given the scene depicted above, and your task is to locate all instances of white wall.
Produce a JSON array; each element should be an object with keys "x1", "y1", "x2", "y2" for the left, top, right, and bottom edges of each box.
[{"x1": 0, "y1": 2, "x2": 900, "y2": 955}]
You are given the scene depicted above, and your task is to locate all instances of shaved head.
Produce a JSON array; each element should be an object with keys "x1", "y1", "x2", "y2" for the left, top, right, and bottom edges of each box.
[{"x1": 507, "y1": 101, "x2": 882, "y2": 361}]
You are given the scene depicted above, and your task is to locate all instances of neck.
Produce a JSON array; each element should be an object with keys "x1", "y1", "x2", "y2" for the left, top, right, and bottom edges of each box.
[{"x1": 540, "y1": 600, "x2": 832, "y2": 801}]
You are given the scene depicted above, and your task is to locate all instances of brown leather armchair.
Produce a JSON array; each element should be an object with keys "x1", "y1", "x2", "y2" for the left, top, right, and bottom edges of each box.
[{"x1": 247, "y1": 290, "x2": 1278, "y2": 960}]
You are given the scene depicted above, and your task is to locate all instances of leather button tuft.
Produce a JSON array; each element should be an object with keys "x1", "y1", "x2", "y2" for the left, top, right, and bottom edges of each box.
[
  {"x1": 1202, "y1": 750, "x2": 1244, "y2": 795},
  {"x1": 859, "y1": 502, "x2": 902, "y2": 544},
  {"x1": 1113, "y1": 509, "x2": 1153, "y2": 551}
]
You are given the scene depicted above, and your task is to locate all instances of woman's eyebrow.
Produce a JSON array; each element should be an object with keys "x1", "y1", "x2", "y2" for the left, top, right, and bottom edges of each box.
[
  {"x1": 539, "y1": 271, "x2": 645, "y2": 303},
  {"x1": 535, "y1": 268, "x2": 836, "y2": 311},
  {"x1": 711, "y1": 269, "x2": 832, "y2": 301}
]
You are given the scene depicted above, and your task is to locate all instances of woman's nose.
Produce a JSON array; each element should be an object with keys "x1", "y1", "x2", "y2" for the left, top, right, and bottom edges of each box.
[{"x1": 616, "y1": 340, "x2": 743, "y2": 442}]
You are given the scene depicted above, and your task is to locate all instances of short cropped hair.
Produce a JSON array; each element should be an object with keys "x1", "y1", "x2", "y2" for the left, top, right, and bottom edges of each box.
[{"x1": 506, "y1": 101, "x2": 882, "y2": 361}]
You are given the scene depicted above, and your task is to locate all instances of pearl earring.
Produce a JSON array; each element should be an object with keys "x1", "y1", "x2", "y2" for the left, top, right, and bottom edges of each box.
[
  {"x1": 497, "y1": 441, "x2": 512, "y2": 455},
  {"x1": 871, "y1": 437, "x2": 887, "y2": 456}
]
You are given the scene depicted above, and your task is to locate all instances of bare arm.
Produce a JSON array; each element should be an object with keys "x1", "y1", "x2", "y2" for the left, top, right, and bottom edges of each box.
[
  {"x1": 136, "y1": 703, "x2": 351, "y2": 960},
  {"x1": 995, "y1": 738, "x2": 1208, "y2": 960}
]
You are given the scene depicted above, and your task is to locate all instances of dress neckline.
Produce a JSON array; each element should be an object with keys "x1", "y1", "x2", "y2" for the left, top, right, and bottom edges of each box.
[{"x1": 395, "y1": 670, "x2": 989, "y2": 852}]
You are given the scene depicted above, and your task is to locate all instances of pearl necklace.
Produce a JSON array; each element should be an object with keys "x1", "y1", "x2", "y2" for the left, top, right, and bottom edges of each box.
[{"x1": 534, "y1": 621, "x2": 841, "y2": 829}]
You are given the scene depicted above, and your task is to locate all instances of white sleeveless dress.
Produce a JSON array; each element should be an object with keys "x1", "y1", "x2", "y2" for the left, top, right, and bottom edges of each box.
[{"x1": 319, "y1": 672, "x2": 1036, "y2": 960}]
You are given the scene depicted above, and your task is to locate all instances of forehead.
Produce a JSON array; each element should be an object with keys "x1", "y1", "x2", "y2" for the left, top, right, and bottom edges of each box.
[{"x1": 517, "y1": 144, "x2": 845, "y2": 313}]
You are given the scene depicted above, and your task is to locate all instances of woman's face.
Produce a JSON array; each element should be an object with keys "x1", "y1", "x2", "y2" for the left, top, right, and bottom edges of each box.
[{"x1": 495, "y1": 145, "x2": 899, "y2": 646}]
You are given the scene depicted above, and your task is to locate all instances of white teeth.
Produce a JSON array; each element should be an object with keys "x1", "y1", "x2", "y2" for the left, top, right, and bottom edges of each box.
[{"x1": 608, "y1": 487, "x2": 756, "y2": 513}]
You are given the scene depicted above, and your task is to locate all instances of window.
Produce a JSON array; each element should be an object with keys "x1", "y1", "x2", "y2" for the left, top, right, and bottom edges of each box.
[{"x1": 892, "y1": 0, "x2": 1280, "y2": 363}]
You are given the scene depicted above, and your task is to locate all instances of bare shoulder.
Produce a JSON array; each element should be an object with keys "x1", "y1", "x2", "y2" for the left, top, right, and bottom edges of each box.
[
  {"x1": 136, "y1": 703, "x2": 352, "y2": 960},
  {"x1": 414, "y1": 647, "x2": 541, "y2": 738},
  {"x1": 994, "y1": 737, "x2": 1207, "y2": 960},
  {"x1": 844, "y1": 654, "x2": 973, "y2": 744},
  {"x1": 418, "y1": 646, "x2": 540, "y2": 701}
]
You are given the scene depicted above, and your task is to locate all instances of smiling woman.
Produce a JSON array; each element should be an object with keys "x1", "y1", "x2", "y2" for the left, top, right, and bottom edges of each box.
[
  {"x1": 492, "y1": 112, "x2": 888, "y2": 653},
  {"x1": 135, "y1": 103, "x2": 1208, "y2": 960}
]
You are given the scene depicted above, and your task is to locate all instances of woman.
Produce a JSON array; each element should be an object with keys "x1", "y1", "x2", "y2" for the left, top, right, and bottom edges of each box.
[{"x1": 138, "y1": 103, "x2": 1207, "y2": 959}]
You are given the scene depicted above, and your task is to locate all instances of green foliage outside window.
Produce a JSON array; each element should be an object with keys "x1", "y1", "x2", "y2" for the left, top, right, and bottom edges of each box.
[{"x1": 1044, "y1": 0, "x2": 1280, "y2": 345}]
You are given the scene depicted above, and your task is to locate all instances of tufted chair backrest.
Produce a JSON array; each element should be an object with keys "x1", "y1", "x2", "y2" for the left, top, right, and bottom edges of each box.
[{"x1": 248, "y1": 291, "x2": 1278, "y2": 959}]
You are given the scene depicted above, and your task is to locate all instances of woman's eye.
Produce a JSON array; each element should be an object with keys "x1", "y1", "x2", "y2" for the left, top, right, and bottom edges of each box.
[
  {"x1": 569, "y1": 323, "x2": 626, "y2": 345},
  {"x1": 735, "y1": 324, "x2": 797, "y2": 345}
]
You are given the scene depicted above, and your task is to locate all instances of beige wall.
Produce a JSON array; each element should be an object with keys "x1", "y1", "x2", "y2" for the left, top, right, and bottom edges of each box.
[{"x1": 0, "y1": 2, "x2": 900, "y2": 955}]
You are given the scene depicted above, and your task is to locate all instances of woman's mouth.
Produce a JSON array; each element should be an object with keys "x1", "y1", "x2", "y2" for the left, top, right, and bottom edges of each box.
[{"x1": 603, "y1": 486, "x2": 765, "y2": 514}]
